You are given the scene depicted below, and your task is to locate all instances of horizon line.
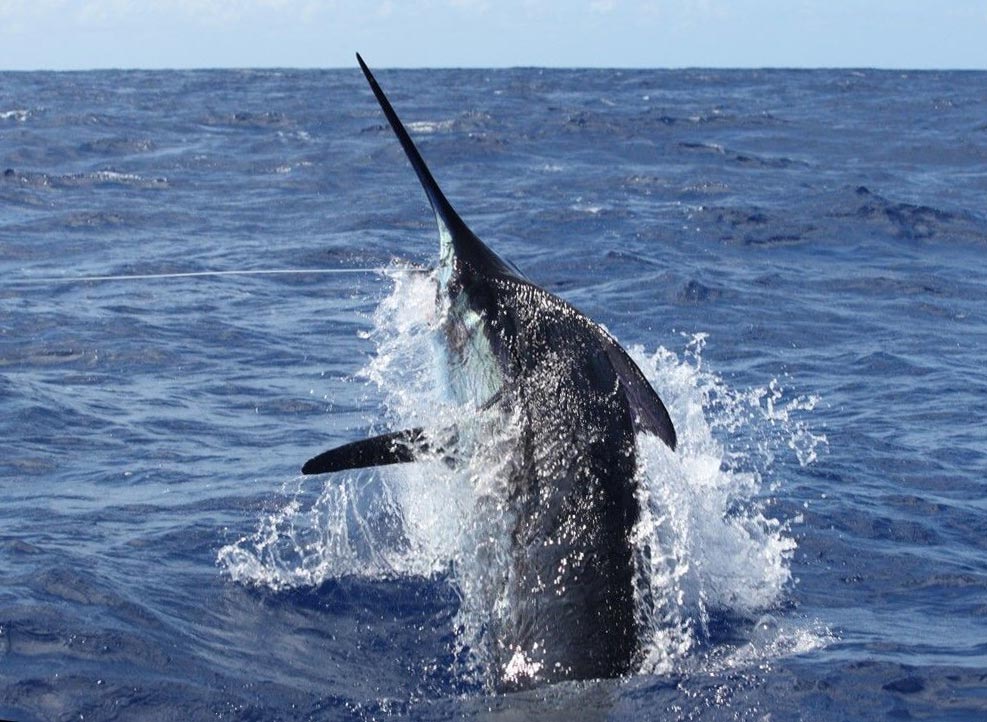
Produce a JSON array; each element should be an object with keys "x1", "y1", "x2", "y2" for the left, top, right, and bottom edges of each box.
[{"x1": 2, "y1": 63, "x2": 985, "y2": 73}]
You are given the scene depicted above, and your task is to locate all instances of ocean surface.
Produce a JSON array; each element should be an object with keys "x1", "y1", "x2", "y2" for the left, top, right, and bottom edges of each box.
[{"x1": 1, "y1": 66, "x2": 985, "y2": 721}]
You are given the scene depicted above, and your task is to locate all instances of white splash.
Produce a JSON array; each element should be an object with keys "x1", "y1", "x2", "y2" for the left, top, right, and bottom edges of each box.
[
  {"x1": 217, "y1": 273, "x2": 827, "y2": 682},
  {"x1": 627, "y1": 333, "x2": 826, "y2": 674}
]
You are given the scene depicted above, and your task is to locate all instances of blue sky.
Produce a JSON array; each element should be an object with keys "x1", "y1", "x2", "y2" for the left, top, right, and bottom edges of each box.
[{"x1": 1, "y1": 0, "x2": 985, "y2": 70}]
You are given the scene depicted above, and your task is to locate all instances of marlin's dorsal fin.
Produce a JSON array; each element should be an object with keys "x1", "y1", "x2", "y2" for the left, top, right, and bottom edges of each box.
[{"x1": 356, "y1": 53, "x2": 517, "y2": 279}]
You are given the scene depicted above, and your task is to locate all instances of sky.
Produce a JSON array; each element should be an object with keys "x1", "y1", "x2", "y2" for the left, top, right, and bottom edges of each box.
[{"x1": 1, "y1": 0, "x2": 985, "y2": 71}]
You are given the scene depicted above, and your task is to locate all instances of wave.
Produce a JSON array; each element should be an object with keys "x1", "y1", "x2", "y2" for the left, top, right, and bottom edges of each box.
[
  {"x1": 1, "y1": 168, "x2": 168, "y2": 189},
  {"x1": 0, "y1": 108, "x2": 31, "y2": 122},
  {"x1": 841, "y1": 185, "x2": 984, "y2": 242}
]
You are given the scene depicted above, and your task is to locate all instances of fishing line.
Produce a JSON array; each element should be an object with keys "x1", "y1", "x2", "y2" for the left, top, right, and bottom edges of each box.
[{"x1": 9, "y1": 267, "x2": 430, "y2": 285}]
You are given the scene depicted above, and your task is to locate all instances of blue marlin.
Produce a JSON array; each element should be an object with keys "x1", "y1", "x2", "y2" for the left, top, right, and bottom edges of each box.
[{"x1": 303, "y1": 54, "x2": 677, "y2": 691}]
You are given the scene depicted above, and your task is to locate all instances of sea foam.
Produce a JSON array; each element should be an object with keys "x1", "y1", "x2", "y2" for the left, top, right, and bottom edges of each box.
[{"x1": 217, "y1": 269, "x2": 826, "y2": 683}]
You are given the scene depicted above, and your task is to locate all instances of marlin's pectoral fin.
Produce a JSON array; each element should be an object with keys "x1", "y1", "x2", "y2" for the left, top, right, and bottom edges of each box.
[
  {"x1": 302, "y1": 428, "x2": 427, "y2": 475},
  {"x1": 602, "y1": 335, "x2": 677, "y2": 451}
]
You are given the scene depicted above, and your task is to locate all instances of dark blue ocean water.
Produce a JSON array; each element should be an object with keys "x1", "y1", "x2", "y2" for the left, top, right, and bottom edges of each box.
[{"x1": 1, "y1": 66, "x2": 986, "y2": 721}]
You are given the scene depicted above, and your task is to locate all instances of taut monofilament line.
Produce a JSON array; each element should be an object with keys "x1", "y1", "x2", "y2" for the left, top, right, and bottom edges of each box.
[{"x1": 8, "y1": 268, "x2": 411, "y2": 285}]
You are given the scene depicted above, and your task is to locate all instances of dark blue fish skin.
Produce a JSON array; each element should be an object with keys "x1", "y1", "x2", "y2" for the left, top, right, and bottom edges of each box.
[
  {"x1": 352, "y1": 57, "x2": 676, "y2": 690},
  {"x1": 466, "y1": 270, "x2": 644, "y2": 688}
]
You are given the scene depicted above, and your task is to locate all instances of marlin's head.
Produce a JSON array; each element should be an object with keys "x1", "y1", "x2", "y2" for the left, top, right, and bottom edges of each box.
[{"x1": 356, "y1": 54, "x2": 520, "y2": 289}]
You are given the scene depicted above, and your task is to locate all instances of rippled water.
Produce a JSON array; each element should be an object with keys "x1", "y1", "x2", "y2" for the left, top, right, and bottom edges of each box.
[{"x1": 1, "y1": 67, "x2": 986, "y2": 721}]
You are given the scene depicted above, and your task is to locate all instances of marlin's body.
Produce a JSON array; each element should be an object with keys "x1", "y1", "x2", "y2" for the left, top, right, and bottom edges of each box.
[{"x1": 303, "y1": 55, "x2": 676, "y2": 691}]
